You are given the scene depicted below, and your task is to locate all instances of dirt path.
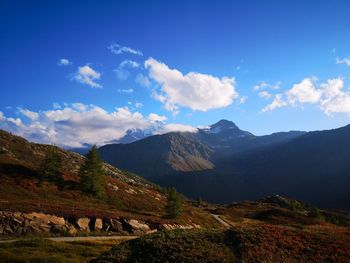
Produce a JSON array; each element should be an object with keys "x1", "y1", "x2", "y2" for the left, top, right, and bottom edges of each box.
[{"x1": 0, "y1": 235, "x2": 138, "y2": 244}]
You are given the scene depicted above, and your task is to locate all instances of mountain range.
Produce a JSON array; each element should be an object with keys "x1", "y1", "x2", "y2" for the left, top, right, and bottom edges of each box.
[
  {"x1": 1, "y1": 126, "x2": 349, "y2": 262},
  {"x1": 99, "y1": 120, "x2": 350, "y2": 209}
]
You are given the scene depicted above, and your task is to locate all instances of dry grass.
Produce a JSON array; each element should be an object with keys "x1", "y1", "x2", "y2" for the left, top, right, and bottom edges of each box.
[{"x1": 0, "y1": 238, "x2": 124, "y2": 263}]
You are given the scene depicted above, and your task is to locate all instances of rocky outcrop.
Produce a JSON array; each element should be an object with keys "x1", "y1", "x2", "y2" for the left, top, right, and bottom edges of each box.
[
  {"x1": 0, "y1": 211, "x2": 69, "y2": 235},
  {"x1": 0, "y1": 211, "x2": 200, "y2": 237}
]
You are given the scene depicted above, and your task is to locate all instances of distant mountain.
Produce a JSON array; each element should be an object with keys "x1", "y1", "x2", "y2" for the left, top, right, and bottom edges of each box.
[
  {"x1": 109, "y1": 128, "x2": 150, "y2": 144},
  {"x1": 195, "y1": 119, "x2": 255, "y2": 150},
  {"x1": 227, "y1": 124, "x2": 350, "y2": 208},
  {"x1": 99, "y1": 132, "x2": 214, "y2": 178},
  {"x1": 70, "y1": 128, "x2": 150, "y2": 155},
  {"x1": 98, "y1": 119, "x2": 350, "y2": 209},
  {"x1": 99, "y1": 119, "x2": 305, "y2": 178},
  {"x1": 155, "y1": 124, "x2": 350, "y2": 209},
  {"x1": 196, "y1": 120, "x2": 305, "y2": 157}
]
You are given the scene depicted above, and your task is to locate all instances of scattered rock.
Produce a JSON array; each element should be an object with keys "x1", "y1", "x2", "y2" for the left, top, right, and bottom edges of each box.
[
  {"x1": 160, "y1": 223, "x2": 199, "y2": 231},
  {"x1": 107, "y1": 183, "x2": 119, "y2": 192},
  {"x1": 125, "y1": 188, "x2": 136, "y2": 195},
  {"x1": 77, "y1": 217, "x2": 90, "y2": 231}
]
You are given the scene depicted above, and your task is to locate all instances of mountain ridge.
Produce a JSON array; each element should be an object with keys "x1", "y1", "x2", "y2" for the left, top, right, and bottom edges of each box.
[{"x1": 98, "y1": 120, "x2": 350, "y2": 209}]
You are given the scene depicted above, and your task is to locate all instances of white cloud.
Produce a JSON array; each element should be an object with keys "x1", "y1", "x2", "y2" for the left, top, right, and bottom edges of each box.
[
  {"x1": 135, "y1": 102, "x2": 143, "y2": 108},
  {"x1": 108, "y1": 43, "x2": 142, "y2": 56},
  {"x1": 336, "y1": 57, "x2": 350, "y2": 66},
  {"x1": 286, "y1": 78, "x2": 321, "y2": 104},
  {"x1": 7, "y1": 118, "x2": 22, "y2": 126},
  {"x1": 258, "y1": 91, "x2": 272, "y2": 99},
  {"x1": 119, "y1": 60, "x2": 139, "y2": 68},
  {"x1": 239, "y1": 96, "x2": 247, "y2": 104},
  {"x1": 148, "y1": 113, "x2": 167, "y2": 123},
  {"x1": 253, "y1": 81, "x2": 281, "y2": 91},
  {"x1": 19, "y1": 108, "x2": 39, "y2": 121},
  {"x1": 114, "y1": 60, "x2": 140, "y2": 80},
  {"x1": 53, "y1": 103, "x2": 61, "y2": 109},
  {"x1": 58, "y1": 58, "x2": 72, "y2": 66},
  {"x1": 135, "y1": 73, "x2": 151, "y2": 88},
  {"x1": 262, "y1": 77, "x2": 350, "y2": 116},
  {"x1": 261, "y1": 94, "x2": 287, "y2": 112},
  {"x1": 74, "y1": 65, "x2": 102, "y2": 88},
  {"x1": 157, "y1": 123, "x2": 198, "y2": 134},
  {"x1": 0, "y1": 103, "x2": 198, "y2": 148},
  {"x1": 319, "y1": 78, "x2": 350, "y2": 116},
  {"x1": 118, "y1": 88, "x2": 134, "y2": 94},
  {"x1": 145, "y1": 58, "x2": 239, "y2": 113}
]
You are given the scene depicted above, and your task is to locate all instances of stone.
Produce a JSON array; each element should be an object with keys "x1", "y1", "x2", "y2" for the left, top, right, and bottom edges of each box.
[
  {"x1": 94, "y1": 218, "x2": 103, "y2": 230},
  {"x1": 67, "y1": 225, "x2": 77, "y2": 235},
  {"x1": 27, "y1": 212, "x2": 65, "y2": 226},
  {"x1": 126, "y1": 219, "x2": 150, "y2": 232},
  {"x1": 110, "y1": 218, "x2": 124, "y2": 232},
  {"x1": 49, "y1": 215, "x2": 65, "y2": 226},
  {"x1": 146, "y1": 229, "x2": 157, "y2": 234},
  {"x1": 77, "y1": 218, "x2": 90, "y2": 231}
]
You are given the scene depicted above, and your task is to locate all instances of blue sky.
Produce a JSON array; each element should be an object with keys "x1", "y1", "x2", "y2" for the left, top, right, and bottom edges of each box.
[{"x1": 1, "y1": 0, "x2": 350, "y2": 147}]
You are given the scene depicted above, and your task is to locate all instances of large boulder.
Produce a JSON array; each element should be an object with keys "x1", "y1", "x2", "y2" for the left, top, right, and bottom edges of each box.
[
  {"x1": 77, "y1": 217, "x2": 90, "y2": 231},
  {"x1": 123, "y1": 219, "x2": 150, "y2": 234},
  {"x1": 95, "y1": 218, "x2": 103, "y2": 230},
  {"x1": 26, "y1": 212, "x2": 65, "y2": 226},
  {"x1": 89, "y1": 218, "x2": 103, "y2": 231}
]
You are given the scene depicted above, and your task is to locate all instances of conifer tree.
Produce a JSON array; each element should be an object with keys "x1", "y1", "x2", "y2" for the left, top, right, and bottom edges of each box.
[
  {"x1": 39, "y1": 147, "x2": 62, "y2": 186},
  {"x1": 80, "y1": 145, "x2": 105, "y2": 198},
  {"x1": 165, "y1": 187, "x2": 183, "y2": 219}
]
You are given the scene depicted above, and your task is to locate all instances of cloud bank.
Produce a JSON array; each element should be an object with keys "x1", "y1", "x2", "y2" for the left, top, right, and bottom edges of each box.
[
  {"x1": 0, "y1": 103, "x2": 197, "y2": 148},
  {"x1": 262, "y1": 77, "x2": 350, "y2": 116},
  {"x1": 144, "y1": 58, "x2": 239, "y2": 114}
]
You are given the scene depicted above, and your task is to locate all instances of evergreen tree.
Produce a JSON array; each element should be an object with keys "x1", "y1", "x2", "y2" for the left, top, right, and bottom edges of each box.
[
  {"x1": 39, "y1": 147, "x2": 62, "y2": 186},
  {"x1": 80, "y1": 145, "x2": 105, "y2": 198},
  {"x1": 165, "y1": 187, "x2": 183, "y2": 219}
]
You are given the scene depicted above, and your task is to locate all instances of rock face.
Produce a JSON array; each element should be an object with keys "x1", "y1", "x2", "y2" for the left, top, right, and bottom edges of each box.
[{"x1": 0, "y1": 211, "x2": 199, "y2": 237}]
